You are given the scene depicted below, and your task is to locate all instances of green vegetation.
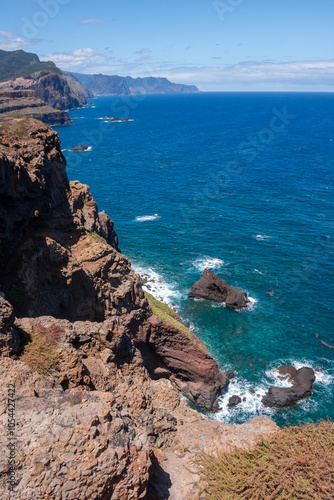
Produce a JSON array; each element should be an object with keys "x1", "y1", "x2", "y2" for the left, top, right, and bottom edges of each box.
[
  {"x1": 85, "y1": 230, "x2": 108, "y2": 244},
  {"x1": 21, "y1": 324, "x2": 64, "y2": 375},
  {"x1": 144, "y1": 290, "x2": 206, "y2": 351},
  {"x1": 0, "y1": 49, "x2": 60, "y2": 83},
  {"x1": 200, "y1": 420, "x2": 334, "y2": 500}
]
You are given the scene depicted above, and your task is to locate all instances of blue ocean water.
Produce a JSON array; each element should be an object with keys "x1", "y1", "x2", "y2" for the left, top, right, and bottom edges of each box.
[{"x1": 55, "y1": 92, "x2": 334, "y2": 426}]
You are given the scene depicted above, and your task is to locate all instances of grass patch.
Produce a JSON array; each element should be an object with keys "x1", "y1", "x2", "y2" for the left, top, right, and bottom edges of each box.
[
  {"x1": 21, "y1": 324, "x2": 64, "y2": 375},
  {"x1": 200, "y1": 420, "x2": 334, "y2": 500},
  {"x1": 85, "y1": 230, "x2": 108, "y2": 244},
  {"x1": 144, "y1": 291, "x2": 206, "y2": 351}
]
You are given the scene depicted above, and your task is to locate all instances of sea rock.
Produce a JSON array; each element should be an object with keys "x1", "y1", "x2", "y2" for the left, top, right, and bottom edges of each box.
[
  {"x1": 188, "y1": 268, "x2": 249, "y2": 309},
  {"x1": 228, "y1": 395, "x2": 242, "y2": 407},
  {"x1": 70, "y1": 144, "x2": 89, "y2": 151},
  {"x1": 262, "y1": 365, "x2": 316, "y2": 408}
]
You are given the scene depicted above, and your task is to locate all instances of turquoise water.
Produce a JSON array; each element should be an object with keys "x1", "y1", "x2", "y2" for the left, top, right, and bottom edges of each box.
[{"x1": 55, "y1": 92, "x2": 334, "y2": 426}]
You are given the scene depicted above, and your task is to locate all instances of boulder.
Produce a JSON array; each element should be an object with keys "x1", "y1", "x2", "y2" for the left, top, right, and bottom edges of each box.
[
  {"x1": 188, "y1": 269, "x2": 249, "y2": 309},
  {"x1": 228, "y1": 395, "x2": 242, "y2": 407},
  {"x1": 262, "y1": 365, "x2": 316, "y2": 408},
  {"x1": 70, "y1": 144, "x2": 89, "y2": 151}
]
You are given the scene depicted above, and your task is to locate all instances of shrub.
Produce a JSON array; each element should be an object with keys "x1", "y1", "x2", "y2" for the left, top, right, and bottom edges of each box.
[
  {"x1": 200, "y1": 420, "x2": 334, "y2": 500},
  {"x1": 21, "y1": 323, "x2": 64, "y2": 375}
]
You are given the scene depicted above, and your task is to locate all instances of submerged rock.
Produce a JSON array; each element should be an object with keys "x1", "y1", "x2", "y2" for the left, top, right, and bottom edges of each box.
[
  {"x1": 188, "y1": 268, "x2": 249, "y2": 309},
  {"x1": 70, "y1": 144, "x2": 89, "y2": 151},
  {"x1": 262, "y1": 365, "x2": 316, "y2": 408},
  {"x1": 228, "y1": 395, "x2": 242, "y2": 407}
]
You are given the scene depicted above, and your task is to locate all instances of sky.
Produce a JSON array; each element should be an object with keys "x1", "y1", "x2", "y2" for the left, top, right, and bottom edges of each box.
[{"x1": 1, "y1": 0, "x2": 334, "y2": 91}]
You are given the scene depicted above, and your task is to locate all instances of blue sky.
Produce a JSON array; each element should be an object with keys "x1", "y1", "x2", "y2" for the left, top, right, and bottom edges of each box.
[{"x1": 1, "y1": 0, "x2": 334, "y2": 91}]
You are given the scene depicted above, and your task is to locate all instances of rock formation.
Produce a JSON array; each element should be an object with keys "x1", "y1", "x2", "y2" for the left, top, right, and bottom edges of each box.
[
  {"x1": 70, "y1": 145, "x2": 89, "y2": 151},
  {"x1": 0, "y1": 49, "x2": 93, "y2": 110},
  {"x1": 0, "y1": 117, "x2": 278, "y2": 499},
  {"x1": 262, "y1": 365, "x2": 316, "y2": 408},
  {"x1": 189, "y1": 268, "x2": 249, "y2": 309},
  {"x1": 0, "y1": 90, "x2": 71, "y2": 125}
]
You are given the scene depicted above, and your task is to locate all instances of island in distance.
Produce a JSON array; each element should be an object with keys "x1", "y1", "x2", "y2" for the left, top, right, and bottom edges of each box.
[{"x1": 67, "y1": 72, "x2": 200, "y2": 96}]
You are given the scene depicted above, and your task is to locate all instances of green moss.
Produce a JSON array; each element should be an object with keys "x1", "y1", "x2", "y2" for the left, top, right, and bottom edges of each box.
[
  {"x1": 144, "y1": 290, "x2": 206, "y2": 351},
  {"x1": 85, "y1": 230, "x2": 108, "y2": 244}
]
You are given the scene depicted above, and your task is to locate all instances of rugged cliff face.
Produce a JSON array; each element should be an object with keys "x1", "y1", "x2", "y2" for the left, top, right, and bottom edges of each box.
[
  {"x1": 0, "y1": 89, "x2": 71, "y2": 125},
  {"x1": 0, "y1": 118, "x2": 278, "y2": 499},
  {"x1": 0, "y1": 49, "x2": 93, "y2": 110},
  {"x1": 0, "y1": 71, "x2": 92, "y2": 110}
]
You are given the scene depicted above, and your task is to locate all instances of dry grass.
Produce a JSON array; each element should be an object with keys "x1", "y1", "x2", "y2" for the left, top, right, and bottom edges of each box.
[
  {"x1": 200, "y1": 420, "x2": 334, "y2": 500},
  {"x1": 21, "y1": 324, "x2": 64, "y2": 375}
]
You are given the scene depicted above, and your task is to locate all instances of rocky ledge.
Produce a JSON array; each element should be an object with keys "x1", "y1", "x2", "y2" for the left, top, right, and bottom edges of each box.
[
  {"x1": 0, "y1": 118, "x2": 278, "y2": 499},
  {"x1": 189, "y1": 268, "x2": 249, "y2": 309},
  {"x1": 0, "y1": 90, "x2": 71, "y2": 125}
]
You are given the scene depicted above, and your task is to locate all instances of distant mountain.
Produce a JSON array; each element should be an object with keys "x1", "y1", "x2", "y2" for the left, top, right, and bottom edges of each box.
[
  {"x1": 68, "y1": 72, "x2": 200, "y2": 96},
  {"x1": 0, "y1": 50, "x2": 93, "y2": 111}
]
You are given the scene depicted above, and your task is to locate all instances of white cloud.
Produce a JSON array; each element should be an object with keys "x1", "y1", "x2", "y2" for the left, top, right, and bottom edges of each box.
[
  {"x1": 157, "y1": 60, "x2": 334, "y2": 91},
  {"x1": 78, "y1": 19, "x2": 104, "y2": 25},
  {"x1": 40, "y1": 48, "x2": 112, "y2": 70},
  {"x1": 38, "y1": 50, "x2": 334, "y2": 91},
  {"x1": 0, "y1": 30, "x2": 32, "y2": 51}
]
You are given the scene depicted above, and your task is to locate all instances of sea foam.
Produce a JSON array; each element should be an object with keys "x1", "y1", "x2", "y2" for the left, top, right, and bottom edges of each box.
[
  {"x1": 135, "y1": 214, "x2": 160, "y2": 222},
  {"x1": 193, "y1": 256, "x2": 225, "y2": 272}
]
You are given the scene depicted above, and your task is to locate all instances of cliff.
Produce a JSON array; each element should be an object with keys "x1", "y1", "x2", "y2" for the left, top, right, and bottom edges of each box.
[
  {"x1": 0, "y1": 90, "x2": 71, "y2": 125},
  {"x1": 0, "y1": 49, "x2": 93, "y2": 110},
  {"x1": 0, "y1": 118, "x2": 277, "y2": 499},
  {"x1": 69, "y1": 72, "x2": 200, "y2": 95}
]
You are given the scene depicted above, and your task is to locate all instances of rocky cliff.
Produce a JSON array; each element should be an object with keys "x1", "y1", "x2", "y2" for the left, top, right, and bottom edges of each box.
[
  {"x1": 0, "y1": 50, "x2": 93, "y2": 110},
  {"x1": 0, "y1": 118, "x2": 278, "y2": 499},
  {"x1": 0, "y1": 90, "x2": 71, "y2": 125},
  {"x1": 69, "y1": 72, "x2": 200, "y2": 96}
]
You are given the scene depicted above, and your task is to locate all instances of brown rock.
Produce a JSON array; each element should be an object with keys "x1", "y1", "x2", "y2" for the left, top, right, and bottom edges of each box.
[
  {"x1": 188, "y1": 269, "x2": 249, "y2": 309},
  {"x1": 262, "y1": 365, "x2": 316, "y2": 408}
]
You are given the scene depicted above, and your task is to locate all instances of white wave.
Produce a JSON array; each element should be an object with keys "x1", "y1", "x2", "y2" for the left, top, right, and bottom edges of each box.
[
  {"x1": 246, "y1": 295, "x2": 258, "y2": 311},
  {"x1": 211, "y1": 376, "x2": 273, "y2": 424},
  {"x1": 132, "y1": 264, "x2": 181, "y2": 308},
  {"x1": 193, "y1": 256, "x2": 225, "y2": 272},
  {"x1": 135, "y1": 214, "x2": 160, "y2": 222},
  {"x1": 254, "y1": 234, "x2": 272, "y2": 241},
  {"x1": 61, "y1": 148, "x2": 67, "y2": 152}
]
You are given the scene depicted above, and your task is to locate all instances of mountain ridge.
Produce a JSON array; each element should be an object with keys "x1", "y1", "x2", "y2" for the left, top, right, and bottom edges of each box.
[{"x1": 68, "y1": 71, "x2": 200, "y2": 95}]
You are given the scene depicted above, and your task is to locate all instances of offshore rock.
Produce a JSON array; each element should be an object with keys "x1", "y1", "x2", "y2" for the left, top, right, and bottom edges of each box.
[
  {"x1": 189, "y1": 268, "x2": 249, "y2": 309},
  {"x1": 70, "y1": 144, "x2": 89, "y2": 151},
  {"x1": 262, "y1": 365, "x2": 316, "y2": 408}
]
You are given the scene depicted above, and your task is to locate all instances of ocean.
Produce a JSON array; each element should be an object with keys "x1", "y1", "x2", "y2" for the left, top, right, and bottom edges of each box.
[{"x1": 55, "y1": 92, "x2": 334, "y2": 426}]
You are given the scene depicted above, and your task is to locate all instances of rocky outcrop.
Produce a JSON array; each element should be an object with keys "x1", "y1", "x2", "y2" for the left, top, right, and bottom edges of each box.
[
  {"x1": 0, "y1": 89, "x2": 71, "y2": 125},
  {"x1": 70, "y1": 144, "x2": 89, "y2": 151},
  {"x1": 0, "y1": 70, "x2": 92, "y2": 111},
  {"x1": 262, "y1": 365, "x2": 316, "y2": 408},
  {"x1": 189, "y1": 268, "x2": 249, "y2": 309}
]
